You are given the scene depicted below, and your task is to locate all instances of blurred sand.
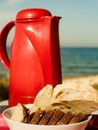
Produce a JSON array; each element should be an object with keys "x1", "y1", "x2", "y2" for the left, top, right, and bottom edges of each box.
[
  {"x1": 0, "y1": 75, "x2": 98, "y2": 101},
  {"x1": 63, "y1": 75, "x2": 98, "y2": 90}
]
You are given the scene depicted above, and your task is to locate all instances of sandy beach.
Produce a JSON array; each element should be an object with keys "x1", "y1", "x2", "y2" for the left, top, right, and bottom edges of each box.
[
  {"x1": 0, "y1": 74, "x2": 98, "y2": 101},
  {"x1": 63, "y1": 75, "x2": 98, "y2": 90}
]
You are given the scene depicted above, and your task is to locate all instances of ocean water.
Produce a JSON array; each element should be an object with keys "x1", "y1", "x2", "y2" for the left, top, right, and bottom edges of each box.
[
  {"x1": 61, "y1": 47, "x2": 98, "y2": 77},
  {"x1": 0, "y1": 47, "x2": 98, "y2": 78}
]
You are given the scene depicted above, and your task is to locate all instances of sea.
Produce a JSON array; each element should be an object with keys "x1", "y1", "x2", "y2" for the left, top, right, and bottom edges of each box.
[{"x1": 0, "y1": 47, "x2": 98, "y2": 78}]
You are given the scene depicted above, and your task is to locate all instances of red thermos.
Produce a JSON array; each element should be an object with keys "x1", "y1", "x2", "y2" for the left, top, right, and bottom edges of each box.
[{"x1": 0, "y1": 8, "x2": 62, "y2": 107}]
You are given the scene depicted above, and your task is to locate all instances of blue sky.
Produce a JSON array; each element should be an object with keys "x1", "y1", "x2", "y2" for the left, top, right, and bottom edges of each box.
[{"x1": 0, "y1": 0, "x2": 98, "y2": 47}]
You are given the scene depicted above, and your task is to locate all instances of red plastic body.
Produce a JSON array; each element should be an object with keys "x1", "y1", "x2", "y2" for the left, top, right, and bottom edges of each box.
[{"x1": 0, "y1": 8, "x2": 62, "y2": 107}]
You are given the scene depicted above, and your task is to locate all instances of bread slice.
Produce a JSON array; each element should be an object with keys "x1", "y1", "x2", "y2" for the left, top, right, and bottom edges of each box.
[
  {"x1": 29, "y1": 109, "x2": 44, "y2": 124},
  {"x1": 69, "y1": 113, "x2": 86, "y2": 124},
  {"x1": 47, "y1": 109, "x2": 64, "y2": 125},
  {"x1": 10, "y1": 103, "x2": 30, "y2": 123},
  {"x1": 47, "y1": 100, "x2": 98, "y2": 115},
  {"x1": 38, "y1": 110, "x2": 55, "y2": 125},
  {"x1": 32, "y1": 85, "x2": 53, "y2": 110},
  {"x1": 56, "y1": 111, "x2": 73, "y2": 125}
]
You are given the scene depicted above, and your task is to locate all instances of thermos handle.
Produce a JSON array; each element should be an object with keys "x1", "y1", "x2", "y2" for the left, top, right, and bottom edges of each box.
[{"x1": 0, "y1": 21, "x2": 15, "y2": 70}]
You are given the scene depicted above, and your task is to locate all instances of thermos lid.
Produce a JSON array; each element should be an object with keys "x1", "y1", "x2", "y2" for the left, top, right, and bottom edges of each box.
[{"x1": 16, "y1": 8, "x2": 52, "y2": 20}]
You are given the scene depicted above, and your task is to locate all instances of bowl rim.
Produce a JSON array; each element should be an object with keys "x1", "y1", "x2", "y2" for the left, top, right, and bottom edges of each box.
[{"x1": 2, "y1": 104, "x2": 92, "y2": 127}]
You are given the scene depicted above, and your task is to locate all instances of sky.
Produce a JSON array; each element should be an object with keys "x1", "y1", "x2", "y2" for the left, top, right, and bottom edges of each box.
[{"x1": 0, "y1": 0, "x2": 98, "y2": 47}]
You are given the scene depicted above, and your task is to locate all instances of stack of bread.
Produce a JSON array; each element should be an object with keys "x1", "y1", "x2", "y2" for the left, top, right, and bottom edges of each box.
[{"x1": 10, "y1": 83, "x2": 98, "y2": 125}]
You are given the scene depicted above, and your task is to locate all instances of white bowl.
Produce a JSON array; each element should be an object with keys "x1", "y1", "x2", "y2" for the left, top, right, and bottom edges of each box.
[{"x1": 2, "y1": 104, "x2": 91, "y2": 130}]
